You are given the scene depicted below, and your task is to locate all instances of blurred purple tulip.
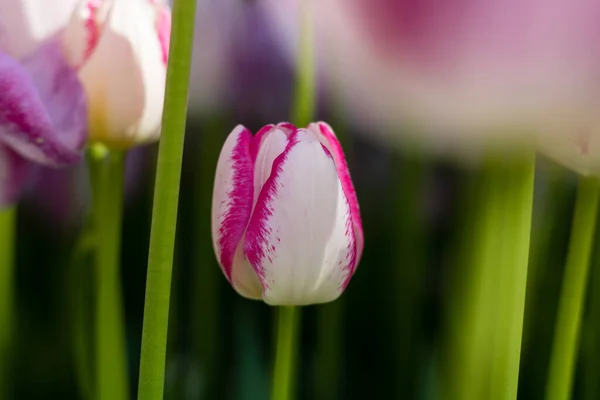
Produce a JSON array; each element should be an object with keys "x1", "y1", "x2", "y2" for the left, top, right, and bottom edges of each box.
[
  {"x1": 261, "y1": 0, "x2": 600, "y2": 153},
  {"x1": 0, "y1": 0, "x2": 88, "y2": 208},
  {"x1": 188, "y1": 0, "x2": 292, "y2": 121}
]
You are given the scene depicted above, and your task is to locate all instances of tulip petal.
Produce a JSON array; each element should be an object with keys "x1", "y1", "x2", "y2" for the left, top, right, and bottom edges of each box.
[
  {"x1": 310, "y1": 122, "x2": 364, "y2": 263},
  {"x1": 245, "y1": 129, "x2": 357, "y2": 305},
  {"x1": 0, "y1": 0, "x2": 78, "y2": 59},
  {"x1": 253, "y1": 127, "x2": 289, "y2": 203},
  {"x1": 0, "y1": 143, "x2": 33, "y2": 208},
  {"x1": 212, "y1": 125, "x2": 262, "y2": 299},
  {"x1": 62, "y1": 0, "x2": 169, "y2": 148},
  {"x1": 0, "y1": 41, "x2": 87, "y2": 167}
]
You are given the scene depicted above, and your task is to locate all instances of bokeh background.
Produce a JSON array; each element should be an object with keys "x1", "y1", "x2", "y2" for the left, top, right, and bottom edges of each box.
[{"x1": 7, "y1": 0, "x2": 599, "y2": 399}]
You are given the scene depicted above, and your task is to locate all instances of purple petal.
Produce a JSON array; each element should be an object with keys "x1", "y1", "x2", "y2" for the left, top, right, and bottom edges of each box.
[
  {"x1": 0, "y1": 39, "x2": 87, "y2": 167},
  {"x1": 0, "y1": 142, "x2": 33, "y2": 208}
]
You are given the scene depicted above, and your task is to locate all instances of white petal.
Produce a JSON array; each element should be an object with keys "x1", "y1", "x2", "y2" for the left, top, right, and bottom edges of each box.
[
  {"x1": 212, "y1": 125, "x2": 262, "y2": 299},
  {"x1": 0, "y1": 0, "x2": 78, "y2": 59},
  {"x1": 244, "y1": 129, "x2": 357, "y2": 305},
  {"x1": 62, "y1": 0, "x2": 169, "y2": 148},
  {"x1": 253, "y1": 127, "x2": 288, "y2": 203}
]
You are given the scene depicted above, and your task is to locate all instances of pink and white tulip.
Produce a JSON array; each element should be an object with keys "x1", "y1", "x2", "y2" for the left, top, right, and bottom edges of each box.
[
  {"x1": 61, "y1": 0, "x2": 171, "y2": 149},
  {"x1": 262, "y1": 0, "x2": 600, "y2": 152},
  {"x1": 212, "y1": 122, "x2": 363, "y2": 305}
]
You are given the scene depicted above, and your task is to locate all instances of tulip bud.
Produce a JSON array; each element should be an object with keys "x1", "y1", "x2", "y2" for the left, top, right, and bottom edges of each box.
[
  {"x1": 212, "y1": 122, "x2": 363, "y2": 305},
  {"x1": 61, "y1": 0, "x2": 171, "y2": 149}
]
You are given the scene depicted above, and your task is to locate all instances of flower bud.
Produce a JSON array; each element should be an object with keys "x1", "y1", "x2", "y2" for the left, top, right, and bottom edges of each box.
[
  {"x1": 61, "y1": 0, "x2": 171, "y2": 149},
  {"x1": 212, "y1": 122, "x2": 363, "y2": 305}
]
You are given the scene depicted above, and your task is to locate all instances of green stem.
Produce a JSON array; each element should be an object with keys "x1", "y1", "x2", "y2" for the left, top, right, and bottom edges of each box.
[
  {"x1": 314, "y1": 299, "x2": 343, "y2": 400},
  {"x1": 89, "y1": 148, "x2": 129, "y2": 400},
  {"x1": 68, "y1": 231, "x2": 96, "y2": 400},
  {"x1": 489, "y1": 156, "x2": 536, "y2": 400},
  {"x1": 0, "y1": 207, "x2": 15, "y2": 398},
  {"x1": 136, "y1": 0, "x2": 197, "y2": 398},
  {"x1": 291, "y1": 0, "x2": 315, "y2": 127},
  {"x1": 545, "y1": 177, "x2": 600, "y2": 400},
  {"x1": 271, "y1": 306, "x2": 301, "y2": 400},
  {"x1": 444, "y1": 154, "x2": 535, "y2": 400}
]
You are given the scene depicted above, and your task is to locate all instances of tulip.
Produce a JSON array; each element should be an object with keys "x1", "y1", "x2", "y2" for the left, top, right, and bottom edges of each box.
[
  {"x1": 0, "y1": 0, "x2": 88, "y2": 208},
  {"x1": 61, "y1": 0, "x2": 171, "y2": 149},
  {"x1": 261, "y1": 0, "x2": 600, "y2": 149},
  {"x1": 212, "y1": 122, "x2": 363, "y2": 305}
]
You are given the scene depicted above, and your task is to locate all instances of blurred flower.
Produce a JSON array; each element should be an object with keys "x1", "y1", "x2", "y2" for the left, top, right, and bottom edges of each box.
[
  {"x1": 539, "y1": 128, "x2": 600, "y2": 176},
  {"x1": 61, "y1": 0, "x2": 171, "y2": 149},
  {"x1": 0, "y1": 0, "x2": 88, "y2": 208},
  {"x1": 188, "y1": 0, "x2": 292, "y2": 121},
  {"x1": 212, "y1": 122, "x2": 363, "y2": 305},
  {"x1": 262, "y1": 0, "x2": 600, "y2": 150}
]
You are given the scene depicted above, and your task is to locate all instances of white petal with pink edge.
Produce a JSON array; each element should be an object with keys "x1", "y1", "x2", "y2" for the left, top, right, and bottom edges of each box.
[
  {"x1": 62, "y1": 0, "x2": 170, "y2": 148},
  {"x1": 308, "y1": 122, "x2": 364, "y2": 262},
  {"x1": 211, "y1": 125, "x2": 262, "y2": 299},
  {"x1": 244, "y1": 129, "x2": 357, "y2": 305}
]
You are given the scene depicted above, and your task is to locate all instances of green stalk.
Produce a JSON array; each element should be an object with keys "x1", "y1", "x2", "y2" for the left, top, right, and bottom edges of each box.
[
  {"x1": 290, "y1": 0, "x2": 315, "y2": 128},
  {"x1": 545, "y1": 177, "x2": 600, "y2": 400},
  {"x1": 271, "y1": 307, "x2": 301, "y2": 400},
  {"x1": 0, "y1": 207, "x2": 15, "y2": 398},
  {"x1": 89, "y1": 148, "x2": 129, "y2": 400},
  {"x1": 444, "y1": 154, "x2": 535, "y2": 400},
  {"x1": 136, "y1": 0, "x2": 197, "y2": 398},
  {"x1": 489, "y1": 156, "x2": 536, "y2": 400},
  {"x1": 314, "y1": 299, "x2": 343, "y2": 400}
]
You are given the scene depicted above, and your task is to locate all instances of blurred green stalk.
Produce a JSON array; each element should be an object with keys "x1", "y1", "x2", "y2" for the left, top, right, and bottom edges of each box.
[
  {"x1": 88, "y1": 148, "x2": 129, "y2": 400},
  {"x1": 192, "y1": 121, "x2": 224, "y2": 399},
  {"x1": 315, "y1": 299, "x2": 344, "y2": 400},
  {"x1": 290, "y1": 0, "x2": 315, "y2": 128},
  {"x1": 137, "y1": 0, "x2": 197, "y2": 398},
  {"x1": 489, "y1": 156, "x2": 535, "y2": 400},
  {"x1": 272, "y1": 307, "x2": 300, "y2": 400},
  {"x1": 545, "y1": 177, "x2": 600, "y2": 400},
  {"x1": 0, "y1": 207, "x2": 15, "y2": 399},
  {"x1": 444, "y1": 154, "x2": 535, "y2": 400}
]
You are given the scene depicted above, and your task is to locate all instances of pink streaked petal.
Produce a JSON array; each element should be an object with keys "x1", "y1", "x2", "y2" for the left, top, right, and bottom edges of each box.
[
  {"x1": 253, "y1": 127, "x2": 289, "y2": 202},
  {"x1": 0, "y1": 143, "x2": 34, "y2": 208},
  {"x1": 154, "y1": 2, "x2": 171, "y2": 66},
  {"x1": 310, "y1": 122, "x2": 364, "y2": 262},
  {"x1": 211, "y1": 125, "x2": 262, "y2": 299},
  {"x1": 249, "y1": 124, "x2": 275, "y2": 162},
  {"x1": 0, "y1": 41, "x2": 87, "y2": 167},
  {"x1": 244, "y1": 130, "x2": 357, "y2": 306},
  {"x1": 276, "y1": 122, "x2": 296, "y2": 135}
]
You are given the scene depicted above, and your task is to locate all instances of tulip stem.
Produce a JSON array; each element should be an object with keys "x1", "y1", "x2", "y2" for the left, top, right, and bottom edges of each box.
[
  {"x1": 272, "y1": 306, "x2": 301, "y2": 400},
  {"x1": 136, "y1": 0, "x2": 197, "y2": 398},
  {"x1": 291, "y1": 0, "x2": 315, "y2": 127},
  {"x1": 0, "y1": 206, "x2": 15, "y2": 398},
  {"x1": 489, "y1": 155, "x2": 535, "y2": 400},
  {"x1": 444, "y1": 153, "x2": 535, "y2": 400},
  {"x1": 88, "y1": 147, "x2": 129, "y2": 400},
  {"x1": 545, "y1": 176, "x2": 600, "y2": 400}
]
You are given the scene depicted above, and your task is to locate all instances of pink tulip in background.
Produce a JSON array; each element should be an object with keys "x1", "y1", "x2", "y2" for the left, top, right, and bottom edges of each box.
[
  {"x1": 261, "y1": 0, "x2": 600, "y2": 160},
  {"x1": 0, "y1": 0, "x2": 88, "y2": 207},
  {"x1": 212, "y1": 122, "x2": 363, "y2": 305}
]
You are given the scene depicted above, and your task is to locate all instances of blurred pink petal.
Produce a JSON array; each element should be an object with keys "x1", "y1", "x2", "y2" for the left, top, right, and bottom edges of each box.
[
  {"x1": 0, "y1": 0, "x2": 78, "y2": 58},
  {"x1": 262, "y1": 0, "x2": 600, "y2": 151},
  {"x1": 0, "y1": 41, "x2": 88, "y2": 167}
]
